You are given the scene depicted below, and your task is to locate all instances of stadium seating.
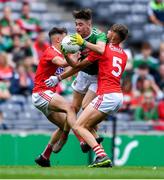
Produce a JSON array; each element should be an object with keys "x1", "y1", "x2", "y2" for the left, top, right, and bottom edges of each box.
[
  {"x1": 56, "y1": 0, "x2": 163, "y2": 50},
  {"x1": 0, "y1": 0, "x2": 163, "y2": 133}
]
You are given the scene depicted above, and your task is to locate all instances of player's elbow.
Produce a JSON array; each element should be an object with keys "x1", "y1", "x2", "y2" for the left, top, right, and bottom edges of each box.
[{"x1": 69, "y1": 63, "x2": 78, "y2": 68}]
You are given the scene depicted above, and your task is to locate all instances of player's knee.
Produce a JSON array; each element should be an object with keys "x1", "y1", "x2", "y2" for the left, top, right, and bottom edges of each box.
[
  {"x1": 81, "y1": 102, "x2": 88, "y2": 111},
  {"x1": 57, "y1": 123, "x2": 65, "y2": 131},
  {"x1": 84, "y1": 123, "x2": 91, "y2": 130},
  {"x1": 81, "y1": 105, "x2": 85, "y2": 111},
  {"x1": 72, "y1": 123, "x2": 79, "y2": 133},
  {"x1": 93, "y1": 125, "x2": 98, "y2": 131},
  {"x1": 71, "y1": 104, "x2": 80, "y2": 114},
  {"x1": 66, "y1": 105, "x2": 75, "y2": 114}
]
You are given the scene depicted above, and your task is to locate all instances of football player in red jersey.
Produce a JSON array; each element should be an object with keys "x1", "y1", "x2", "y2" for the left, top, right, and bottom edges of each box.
[
  {"x1": 32, "y1": 27, "x2": 76, "y2": 167},
  {"x1": 72, "y1": 24, "x2": 128, "y2": 167},
  {"x1": 46, "y1": 24, "x2": 128, "y2": 167}
]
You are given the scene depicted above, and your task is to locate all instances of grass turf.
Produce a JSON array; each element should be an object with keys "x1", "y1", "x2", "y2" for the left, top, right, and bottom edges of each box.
[{"x1": 0, "y1": 166, "x2": 164, "y2": 179}]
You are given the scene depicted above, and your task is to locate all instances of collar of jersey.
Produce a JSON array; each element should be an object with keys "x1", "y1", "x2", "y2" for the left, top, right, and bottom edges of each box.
[
  {"x1": 84, "y1": 31, "x2": 92, "y2": 40},
  {"x1": 51, "y1": 46, "x2": 62, "y2": 54}
]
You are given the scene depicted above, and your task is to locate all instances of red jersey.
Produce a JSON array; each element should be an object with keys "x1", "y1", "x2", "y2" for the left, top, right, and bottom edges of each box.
[
  {"x1": 33, "y1": 46, "x2": 64, "y2": 93},
  {"x1": 88, "y1": 43, "x2": 127, "y2": 95}
]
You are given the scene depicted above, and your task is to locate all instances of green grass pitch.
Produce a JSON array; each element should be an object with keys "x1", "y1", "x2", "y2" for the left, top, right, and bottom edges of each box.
[{"x1": 0, "y1": 166, "x2": 164, "y2": 179}]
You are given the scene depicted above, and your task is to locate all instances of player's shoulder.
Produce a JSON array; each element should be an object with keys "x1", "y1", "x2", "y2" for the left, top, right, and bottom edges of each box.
[
  {"x1": 107, "y1": 43, "x2": 127, "y2": 58},
  {"x1": 92, "y1": 27, "x2": 105, "y2": 35},
  {"x1": 43, "y1": 46, "x2": 52, "y2": 55},
  {"x1": 42, "y1": 46, "x2": 60, "y2": 60},
  {"x1": 44, "y1": 46, "x2": 61, "y2": 56}
]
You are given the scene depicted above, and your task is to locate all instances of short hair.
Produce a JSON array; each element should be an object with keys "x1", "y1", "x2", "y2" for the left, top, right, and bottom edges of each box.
[
  {"x1": 72, "y1": 9, "x2": 92, "y2": 20},
  {"x1": 48, "y1": 27, "x2": 67, "y2": 39},
  {"x1": 111, "y1": 24, "x2": 128, "y2": 42},
  {"x1": 141, "y1": 42, "x2": 152, "y2": 50},
  {"x1": 22, "y1": 1, "x2": 29, "y2": 6}
]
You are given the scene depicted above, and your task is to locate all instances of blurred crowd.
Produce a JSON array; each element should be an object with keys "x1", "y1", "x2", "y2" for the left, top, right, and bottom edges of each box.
[
  {"x1": 0, "y1": 0, "x2": 164, "y2": 130},
  {"x1": 118, "y1": 41, "x2": 164, "y2": 125}
]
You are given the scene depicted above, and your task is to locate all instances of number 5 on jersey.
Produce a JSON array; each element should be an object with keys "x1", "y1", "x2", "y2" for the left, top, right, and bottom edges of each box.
[{"x1": 112, "y1": 56, "x2": 122, "y2": 77}]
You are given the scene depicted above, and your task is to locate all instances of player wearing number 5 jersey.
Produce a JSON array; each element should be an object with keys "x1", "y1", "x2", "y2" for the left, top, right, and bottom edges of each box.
[{"x1": 64, "y1": 24, "x2": 128, "y2": 167}]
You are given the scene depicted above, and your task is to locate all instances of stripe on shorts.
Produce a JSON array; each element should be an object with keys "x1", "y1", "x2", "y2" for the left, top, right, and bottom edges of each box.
[
  {"x1": 39, "y1": 92, "x2": 52, "y2": 102},
  {"x1": 94, "y1": 95, "x2": 103, "y2": 110}
]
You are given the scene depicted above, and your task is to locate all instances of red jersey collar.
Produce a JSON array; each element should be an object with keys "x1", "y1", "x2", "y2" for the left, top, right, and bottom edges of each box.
[{"x1": 51, "y1": 46, "x2": 62, "y2": 55}]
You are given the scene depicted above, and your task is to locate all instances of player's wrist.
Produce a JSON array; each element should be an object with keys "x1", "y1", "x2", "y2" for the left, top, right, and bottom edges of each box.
[
  {"x1": 81, "y1": 40, "x2": 87, "y2": 48},
  {"x1": 57, "y1": 75, "x2": 62, "y2": 81}
]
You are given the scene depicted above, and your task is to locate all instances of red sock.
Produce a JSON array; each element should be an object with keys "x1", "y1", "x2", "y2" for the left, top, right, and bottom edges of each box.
[
  {"x1": 73, "y1": 129, "x2": 84, "y2": 143},
  {"x1": 42, "y1": 144, "x2": 53, "y2": 160},
  {"x1": 93, "y1": 144, "x2": 107, "y2": 158},
  {"x1": 61, "y1": 131, "x2": 69, "y2": 140}
]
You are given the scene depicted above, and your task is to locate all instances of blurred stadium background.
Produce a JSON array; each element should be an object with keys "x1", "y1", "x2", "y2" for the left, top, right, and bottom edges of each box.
[{"x1": 0, "y1": 0, "x2": 164, "y2": 177}]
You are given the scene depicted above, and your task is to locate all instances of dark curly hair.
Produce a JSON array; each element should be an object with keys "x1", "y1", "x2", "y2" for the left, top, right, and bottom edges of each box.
[
  {"x1": 73, "y1": 9, "x2": 92, "y2": 20},
  {"x1": 111, "y1": 24, "x2": 128, "y2": 42}
]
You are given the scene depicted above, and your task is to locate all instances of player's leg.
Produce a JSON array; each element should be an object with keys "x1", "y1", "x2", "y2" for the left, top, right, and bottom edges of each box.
[
  {"x1": 73, "y1": 104, "x2": 106, "y2": 148},
  {"x1": 35, "y1": 112, "x2": 68, "y2": 167},
  {"x1": 72, "y1": 90, "x2": 85, "y2": 113},
  {"x1": 73, "y1": 104, "x2": 112, "y2": 167},
  {"x1": 82, "y1": 89, "x2": 98, "y2": 137},
  {"x1": 48, "y1": 92, "x2": 76, "y2": 128},
  {"x1": 41, "y1": 112, "x2": 69, "y2": 157},
  {"x1": 52, "y1": 120, "x2": 70, "y2": 153},
  {"x1": 71, "y1": 71, "x2": 88, "y2": 113},
  {"x1": 33, "y1": 91, "x2": 75, "y2": 167},
  {"x1": 39, "y1": 92, "x2": 77, "y2": 158},
  {"x1": 74, "y1": 93, "x2": 123, "y2": 167},
  {"x1": 82, "y1": 90, "x2": 96, "y2": 110},
  {"x1": 81, "y1": 83, "x2": 104, "y2": 152},
  {"x1": 71, "y1": 73, "x2": 104, "y2": 150}
]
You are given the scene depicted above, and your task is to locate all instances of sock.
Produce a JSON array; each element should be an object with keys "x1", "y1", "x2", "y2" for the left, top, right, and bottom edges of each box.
[
  {"x1": 93, "y1": 144, "x2": 107, "y2": 158},
  {"x1": 42, "y1": 143, "x2": 53, "y2": 160},
  {"x1": 61, "y1": 131, "x2": 69, "y2": 140},
  {"x1": 73, "y1": 129, "x2": 85, "y2": 143}
]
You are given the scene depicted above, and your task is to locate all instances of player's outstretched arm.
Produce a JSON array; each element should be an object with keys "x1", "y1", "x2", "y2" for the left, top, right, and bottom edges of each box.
[
  {"x1": 44, "y1": 66, "x2": 81, "y2": 87},
  {"x1": 45, "y1": 58, "x2": 92, "y2": 87},
  {"x1": 64, "y1": 51, "x2": 92, "y2": 69},
  {"x1": 60, "y1": 59, "x2": 92, "y2": 79}
]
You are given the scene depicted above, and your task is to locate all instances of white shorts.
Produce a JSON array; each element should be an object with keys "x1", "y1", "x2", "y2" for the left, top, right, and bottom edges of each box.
[
  {"x1": 32, "y1": 90, "x2": 55, "y2": 116},
  {"x1": 91, "y1": 93, "x2": 123, "y2": 114},
  {"x1": 72, "y1": 71, "x2": 97, "y2": 94}
]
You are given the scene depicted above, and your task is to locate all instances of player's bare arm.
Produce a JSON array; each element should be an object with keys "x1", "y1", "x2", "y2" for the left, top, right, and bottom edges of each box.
[
  {"x1": 52, "y1": 56, "x2": 68, "y2": 67},
  {"x1": 60, "y1": 58, "x2": 92, "y2": 80},
  {"x1": 85, "y1": 41, "x2": 105, "y2": 54},
  {"x1": 44, "y1": 58, "x2": 91, "y2": 88}
]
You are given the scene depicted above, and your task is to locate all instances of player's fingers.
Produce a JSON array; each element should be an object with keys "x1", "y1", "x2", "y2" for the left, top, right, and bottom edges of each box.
[
  {"x1": 70, "y1": 34, "x2": 76, "y2": 38},
  {"x1": 44, "y1": 79, "x2": 49, "y2": 84},
  {"x1": 71, "y1": 41, "x2": 77, "y2": 45},
  {"x1": 46, "y1": 82, "x2": 52, "y2": 87},
  {"x1": 45, "y1": 80, "x2": 51, "y2": 86},
  {"x1": 70, "y1": 38, "x2": 76, "y2": 43}
]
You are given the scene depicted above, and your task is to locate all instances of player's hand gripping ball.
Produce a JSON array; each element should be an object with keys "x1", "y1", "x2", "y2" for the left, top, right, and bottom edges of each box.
[{"x1": 61, "y1": 35, "x2": 80, "y2": 54}]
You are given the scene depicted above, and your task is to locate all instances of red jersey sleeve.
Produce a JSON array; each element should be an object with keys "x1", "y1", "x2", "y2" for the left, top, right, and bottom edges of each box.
[{"x1": 87, "y1": 51, "x2": 101, "y2": 63}]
